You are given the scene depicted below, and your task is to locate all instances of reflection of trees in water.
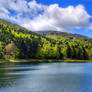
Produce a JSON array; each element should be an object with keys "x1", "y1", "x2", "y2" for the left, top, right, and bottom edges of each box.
[
  {"x1": 0, "y1": 62, "x2": 40, "y2": 88},
  {"x1": 0, "y1": 63, "x2": 24, "y2": 88}
]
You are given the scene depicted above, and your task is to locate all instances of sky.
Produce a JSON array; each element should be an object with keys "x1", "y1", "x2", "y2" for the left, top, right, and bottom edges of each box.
[{"x1": 0, "y1": 0, "x2": 92, "y2": 37}]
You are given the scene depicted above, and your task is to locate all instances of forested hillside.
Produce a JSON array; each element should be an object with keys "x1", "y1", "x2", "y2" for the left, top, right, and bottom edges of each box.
[
  {"x1": 0, "y1": 19, "x2": 92, "y2": 60},
  {"x1": 35, "y1": 31, "x2": 90, "y2": 39}
]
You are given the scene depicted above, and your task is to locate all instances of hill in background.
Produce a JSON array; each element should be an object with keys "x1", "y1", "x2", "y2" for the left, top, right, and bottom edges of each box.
[
  {"x1": 0, "y1": 19, "x2": 92, "y2": 60},
  {"x1": 35, "y1": 31, "x2": 91, "y2": 40}
]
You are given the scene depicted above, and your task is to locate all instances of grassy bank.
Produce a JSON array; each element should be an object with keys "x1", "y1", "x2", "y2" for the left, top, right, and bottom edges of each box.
[{"x1": 0, "y1": 59, "x2": 92, "y2": 63}]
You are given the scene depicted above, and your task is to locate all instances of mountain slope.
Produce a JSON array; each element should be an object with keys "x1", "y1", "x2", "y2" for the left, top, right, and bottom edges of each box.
[
  {"x1": 35, "y1": 31, "x2": 90, "y2": 40},
  {"x1": 0, "y1": 19, "x2": 92, "y2": 60},
  {"x1": 0, "y1": 19, "x2": 48, "y2": 59}
]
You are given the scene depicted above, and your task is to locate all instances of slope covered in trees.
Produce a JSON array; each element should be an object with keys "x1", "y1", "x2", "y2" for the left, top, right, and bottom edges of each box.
[
  {"x1": 35, "y1": 31, "x2": 90, "y2": 39},
  {"x1": 35, "y1": 31, "x2": 92, "y2": 60},
  {"x1": 0, "y1": 19, "x2": 92, "y2": 60}
]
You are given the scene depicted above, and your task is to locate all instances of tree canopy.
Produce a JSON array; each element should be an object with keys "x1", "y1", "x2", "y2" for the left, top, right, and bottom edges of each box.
[{"x1": 0, "y1": 19, "x2": 92, "y2": 60}]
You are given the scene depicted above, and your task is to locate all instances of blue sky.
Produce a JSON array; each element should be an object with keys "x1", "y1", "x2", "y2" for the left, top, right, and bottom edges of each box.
[{"x1": 0, "y1": 0, "x2": 92, "y2": 37}]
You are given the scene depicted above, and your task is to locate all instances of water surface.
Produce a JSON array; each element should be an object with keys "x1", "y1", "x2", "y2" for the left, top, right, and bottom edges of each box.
[{"x1": 0, "y1": 62, "x2": 92, "y2": 92}]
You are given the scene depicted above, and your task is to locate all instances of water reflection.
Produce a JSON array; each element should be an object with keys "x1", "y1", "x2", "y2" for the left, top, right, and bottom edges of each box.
[
  {"x1": 0, "y1": 62, "x2": 92, "y2": 92},
  {"x1": 0, "y1": 63, "x2": 40, "y2": 88}
]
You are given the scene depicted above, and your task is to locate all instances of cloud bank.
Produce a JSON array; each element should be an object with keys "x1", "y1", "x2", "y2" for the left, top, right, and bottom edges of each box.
[{"x1": 0, "y1": 0, "x2": 91, "y2": 31}]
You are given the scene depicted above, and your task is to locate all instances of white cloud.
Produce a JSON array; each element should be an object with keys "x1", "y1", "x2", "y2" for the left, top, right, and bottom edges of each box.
[
  {"x1": 28, "y1": 0, "x2": 45, "y2": 10},
  {"x1": 9, "y1": 0, "x2": 28, "y2": 12},
  {"x1": 0, "y1": 0, "x2": 91, "y2": 31},
  {"x1": 0, "y1": 0, "x2": 28, "y2": 12},
  {"x1": 88, "y1": 23, "x2": 92, "y2": 30},
  {"x1": 22, "y1": 3, "x2": 91, "y2": 31}
]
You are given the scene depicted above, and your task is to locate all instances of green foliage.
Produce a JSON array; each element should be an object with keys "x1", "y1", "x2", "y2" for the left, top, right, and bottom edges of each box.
[
  {"x1": 0, "y1": 19, "x2": 92, "y2": 60},
  {"x1": 0, "y1": 42, "x2": 4, "y2": 59},
  {"x1": 12, "y1": 49, "x2": 20, "y2": 59}
]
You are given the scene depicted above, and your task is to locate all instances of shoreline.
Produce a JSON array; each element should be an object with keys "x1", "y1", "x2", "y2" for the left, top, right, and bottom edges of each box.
[{"x1": 0, "y1": 59, "x2": 92, "y2": 63}]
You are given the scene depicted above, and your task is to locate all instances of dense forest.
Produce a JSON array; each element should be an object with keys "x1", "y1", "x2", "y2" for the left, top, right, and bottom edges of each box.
[{"x1": 0, "y1": 19, "x2": 92, "y2": 60}]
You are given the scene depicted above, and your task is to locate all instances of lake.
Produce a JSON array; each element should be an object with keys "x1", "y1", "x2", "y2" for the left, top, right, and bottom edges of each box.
[{"x1": 0, "y1": 62, "x2": 92, "y2": 92}]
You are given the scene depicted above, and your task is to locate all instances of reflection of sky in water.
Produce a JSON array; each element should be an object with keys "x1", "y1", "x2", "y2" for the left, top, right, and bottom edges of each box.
[{"x1": 0, "y1": 62, "x2": 92, "y2": 92}]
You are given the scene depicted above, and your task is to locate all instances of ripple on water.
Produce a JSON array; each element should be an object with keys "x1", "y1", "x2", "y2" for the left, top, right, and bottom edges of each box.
[{"x1": 0, "y1": 63, "x2": 92, "y2": 92}]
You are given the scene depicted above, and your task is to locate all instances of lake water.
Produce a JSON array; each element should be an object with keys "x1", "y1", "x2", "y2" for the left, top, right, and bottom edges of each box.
[{"x1": 0, "y1": 62, "x2": 92, "y2": 92}]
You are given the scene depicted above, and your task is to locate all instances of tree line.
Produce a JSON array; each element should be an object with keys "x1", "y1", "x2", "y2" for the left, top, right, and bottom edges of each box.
[{"x1": 0, "y1": 19, "x2": 92, "y2": 60}]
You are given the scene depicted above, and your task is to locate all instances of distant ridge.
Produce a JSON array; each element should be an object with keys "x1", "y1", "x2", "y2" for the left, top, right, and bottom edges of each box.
[{"x1": 35, "y1": 31, "x2": 90, "y2": 39}]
